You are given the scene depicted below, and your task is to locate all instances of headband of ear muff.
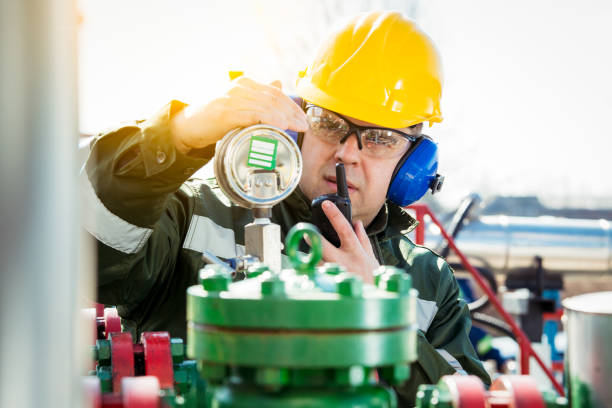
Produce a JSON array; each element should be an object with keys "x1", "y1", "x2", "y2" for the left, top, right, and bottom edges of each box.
[{"x1": 286, "y1": 96, "x2": 442, "y2": 207}]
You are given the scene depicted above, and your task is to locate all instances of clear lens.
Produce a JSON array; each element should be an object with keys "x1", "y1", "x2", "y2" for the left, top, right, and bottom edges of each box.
[
  {"x1": 306, "y1": 105, "x2": 413, "y2": 157},
  {"x1": 306, "y1": 107, "x2": 348, "y2": 144},
  {"x1": 362, "y1": 129, "x2": 409, "y2": 157}
]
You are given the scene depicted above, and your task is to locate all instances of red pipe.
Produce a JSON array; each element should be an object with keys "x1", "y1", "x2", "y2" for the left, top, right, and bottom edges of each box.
[{"x1": 408, "y1": 204, "x2": 565, "y2": 396}]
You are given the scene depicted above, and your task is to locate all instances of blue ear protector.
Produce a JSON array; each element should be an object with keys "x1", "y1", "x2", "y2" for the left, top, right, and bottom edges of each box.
[
  {"x1": 286, "y1": 96, "x2": 443, "y2": 207},
  {"x1": 387, "y1": 136, "x2": 444, "y2": 207}
]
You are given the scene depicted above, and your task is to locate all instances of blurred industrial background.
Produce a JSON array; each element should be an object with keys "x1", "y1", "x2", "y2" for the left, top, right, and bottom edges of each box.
[{"x1": 2, "y1": 0, "x2": 612, "y2": 406}]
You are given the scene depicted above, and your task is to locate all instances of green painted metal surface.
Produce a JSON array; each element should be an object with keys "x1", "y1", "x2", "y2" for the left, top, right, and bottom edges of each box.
[
  {"x1": 185, "y1": 223, "x2": 417, "y2": 407},
  {"x1": 187, "y1": 324, "x2": 417, "y2": 367},
  {"x1": 208, "y1": 384, "x2": 396, "y2": 408}
]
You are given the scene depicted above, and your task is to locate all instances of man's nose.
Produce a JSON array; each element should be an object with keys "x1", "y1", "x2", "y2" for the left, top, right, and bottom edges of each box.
[{"x1": 334, "y1": 132, "x2": 361, "y2": 164}]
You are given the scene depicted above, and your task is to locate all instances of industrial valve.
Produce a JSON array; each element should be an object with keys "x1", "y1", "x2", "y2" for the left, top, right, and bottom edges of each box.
[
  {"x1": 415, "y1": 375, "x2": 568, "y2": 408},
  {"x1": 88, "y1": 330, "x2": 202, "y2": 407}
]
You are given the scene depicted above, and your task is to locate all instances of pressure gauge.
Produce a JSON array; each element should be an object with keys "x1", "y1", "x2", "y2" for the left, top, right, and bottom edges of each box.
[{"x1": 213, "y1": 125, "x2": 302, "y2": 209}]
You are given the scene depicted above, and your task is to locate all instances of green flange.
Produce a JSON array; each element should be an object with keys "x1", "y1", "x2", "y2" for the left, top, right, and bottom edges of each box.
[
  {"x1": 187, "y1": 223, "x2": 418, "y2": 371},
  {"x1": 187, "y1": 283, "x2": 415, "y2": 329},
  {"x1": 187, "y1": 324, "x2": 417, "y2": 367}
]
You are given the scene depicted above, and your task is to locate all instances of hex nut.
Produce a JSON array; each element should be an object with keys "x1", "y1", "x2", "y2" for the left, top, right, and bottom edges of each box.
[
  {"x1": 261, "y1": 278, "x2": 285, "y2": 296},
  {"x1": 170, "y1": 338, "x2": 184, "y2": 364},
  {"x1": 200, "y1": 265, "x2": 230, "y2": 292},
  {"x1": 96, "y1": 366, "x2": 113, "y2": 393},
  {"x1": 379, "y1": 363, "x2": 410, "y2": 385},
  {"x1": 321, "y1": 262, "x2": 345, "y2": 275},
  {"x1": 386, "y1": 274, "x2": 411, "y2": 294},
  {"x1": 255, "y1": 367, "x2": 289, "y2": 389},
  {"x1": 336, "y1": 274, "x2": 363, "y2": 297},
  {"x1": 416, "y1": 384, "x2": 437, "y2": 405},
  {"x1": 334, "y1": 365, "x2": 366, "y2": 387},
  {"x1": 95, "y1": 339, "x2": 111, "y2": 366}
]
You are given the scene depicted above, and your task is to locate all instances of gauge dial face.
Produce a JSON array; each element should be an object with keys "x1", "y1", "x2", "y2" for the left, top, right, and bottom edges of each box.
[{"x1": 214, "y1": 125, "x2": 302, "y2": 208}]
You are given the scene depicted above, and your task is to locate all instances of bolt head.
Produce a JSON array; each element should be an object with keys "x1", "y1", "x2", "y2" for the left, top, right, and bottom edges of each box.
[
  {"x1": 320, "y1": 262, "x2": 346, "y2": 275},
  {"x1": 334, "y1": 365, "x2": 366, "y2": 387},
  {"x1": 255, "y1": 367, "x2": 289, "y2": 390},
  {"x1": 336, "y1": 274, "x2": 363, "y2": 297},
  {"x1": 379, "y1": 363, "x2": 410, "y2": 385},
  {"x1": 170, "y1": 338, "x2": 184, "y2": 364},
  {"x1": 200, "y1": 265, "x2": 230, "y2": 292},
  {"x1": 261, "y1": 277, "x2": 285, "y2": 296},
  {"x1": 95, "y1": 339, "x2": 111, "y2": 365},
  {"x1": 378, "y1": 267, "x2": 411, "y2": 294}
]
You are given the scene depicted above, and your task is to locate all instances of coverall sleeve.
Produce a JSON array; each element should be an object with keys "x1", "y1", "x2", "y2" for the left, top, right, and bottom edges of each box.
[
  {"x1": 394, "y1": 262, "x2": 491, "y2": 407},
  {"x1": 81, "y1": 101, "x2": 213, "y2": 308}
]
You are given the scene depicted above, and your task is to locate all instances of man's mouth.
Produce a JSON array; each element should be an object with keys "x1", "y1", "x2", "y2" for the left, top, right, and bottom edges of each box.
[{"x1": 324, "y1": 176, "x2": 357, "y2": 194}]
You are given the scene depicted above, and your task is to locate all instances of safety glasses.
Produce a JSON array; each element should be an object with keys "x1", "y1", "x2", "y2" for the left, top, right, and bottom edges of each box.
[{"x1": 304, "y1": 104, "x2": 421, "y2": 158}]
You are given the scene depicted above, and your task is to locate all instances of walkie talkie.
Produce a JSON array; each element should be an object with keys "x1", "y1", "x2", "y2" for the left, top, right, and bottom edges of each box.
[{"x1": 311, "y1": 163, "x2": 352, "y2": 248}]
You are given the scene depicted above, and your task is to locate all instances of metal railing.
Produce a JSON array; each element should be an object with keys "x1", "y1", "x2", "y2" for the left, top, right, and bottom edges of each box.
[{"x1": 409, "y1": 204, "x2": 565, "y2": 396}]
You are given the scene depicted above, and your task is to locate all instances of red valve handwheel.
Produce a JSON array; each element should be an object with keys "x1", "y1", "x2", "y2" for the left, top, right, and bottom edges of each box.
[
  {"x1": 441, "y1": 375, "x2": 488, "y2": 408},
  {"x1": 141, "y1": 332, "x2": 174, "y2": 389},
  {"x1": 110, "y1": 332, "x2": 135, "y2": 393},
  {"x1": 490, "y1": 375, "x2": 546, "y2": 408},
  {"x1": 104, "y1": 308, "x2": 122, "y2": 339}
]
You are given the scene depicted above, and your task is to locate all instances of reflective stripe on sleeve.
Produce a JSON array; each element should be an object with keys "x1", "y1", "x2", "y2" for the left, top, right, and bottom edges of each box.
[
  {"x1": 80, "y1": 169, "x2": 153, "y2": 254},
  {"x1": 416, "y1": 297, "x2": 439, "y2": 333},
  {"x1": 436, "y1": 349, "x2": 468, "y2": 375},
  {"x1": 183, "y1": 215, "x2": 238, "y2": 259}
]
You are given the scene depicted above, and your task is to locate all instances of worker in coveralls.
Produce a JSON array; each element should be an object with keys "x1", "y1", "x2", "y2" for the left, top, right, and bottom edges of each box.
[{"x1": 82, "y1": 11, "x2": 491, "y2": 405}]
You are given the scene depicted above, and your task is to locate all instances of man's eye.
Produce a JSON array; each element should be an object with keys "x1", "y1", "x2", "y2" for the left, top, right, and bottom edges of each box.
[
  {"x1": 320, "y1": 117, "x2": 339, "y2": 129},
  {"x1": 364, "y1": 131, "x2": 399, "y2": 147},
  {"x1": 310, "y1": 116, "x2": 342, "y2": 131}
]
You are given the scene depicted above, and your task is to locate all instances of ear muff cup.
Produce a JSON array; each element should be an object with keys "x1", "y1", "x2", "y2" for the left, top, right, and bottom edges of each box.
[{"x1": 387, "y1": 137, "x2": 439, "y2": 207}]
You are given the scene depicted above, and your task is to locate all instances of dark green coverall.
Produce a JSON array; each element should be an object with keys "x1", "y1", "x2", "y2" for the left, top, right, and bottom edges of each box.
[{"x1": 82, "y1": 101, "x2": 491, "y2": 406}]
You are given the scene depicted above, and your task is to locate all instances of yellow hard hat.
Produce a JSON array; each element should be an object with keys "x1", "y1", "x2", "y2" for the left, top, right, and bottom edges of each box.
[{"x1": 296, "y1": 11, "x2": 443, "y2": 128}]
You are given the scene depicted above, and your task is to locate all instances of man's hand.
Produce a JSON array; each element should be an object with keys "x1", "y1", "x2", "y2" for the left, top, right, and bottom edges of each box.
[
  {"x1": 170, "y1": 77, "x2": 309, "y2": 154},
  {"x1": 318, "y1": 200, "x2": 379, "y2": 284}
]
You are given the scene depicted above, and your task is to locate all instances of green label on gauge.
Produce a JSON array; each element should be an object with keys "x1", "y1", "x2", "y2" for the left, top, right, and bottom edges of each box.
[{"x1": 247, "y1": 136, "x2": 278, "y2": 170}]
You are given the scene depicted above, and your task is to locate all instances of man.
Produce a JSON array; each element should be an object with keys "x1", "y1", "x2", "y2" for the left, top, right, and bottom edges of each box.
[{"x1": 83, "y1": 11, "x2": 490, "y2": 405}]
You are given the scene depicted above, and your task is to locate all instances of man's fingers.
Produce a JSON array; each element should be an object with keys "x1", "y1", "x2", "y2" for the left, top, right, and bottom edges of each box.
[
  {"x1": 269, "y1": 80, "x2": 282, "y2": 89},
  {"x1": 321, "y1": 201, "x2": 359, "y2": 250},
  {"x1": 226, "y1": 99, "x2": 304, "y2": 132},
  {"x1": 318, "y1": 232, "x2": 341, "y2": 262},
  {"x1": 226, "y1": 79, "x2": 308, "y2": 131},
  {"x1": 354, "y1": 220, "x2": 375, "y2": 257}
]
